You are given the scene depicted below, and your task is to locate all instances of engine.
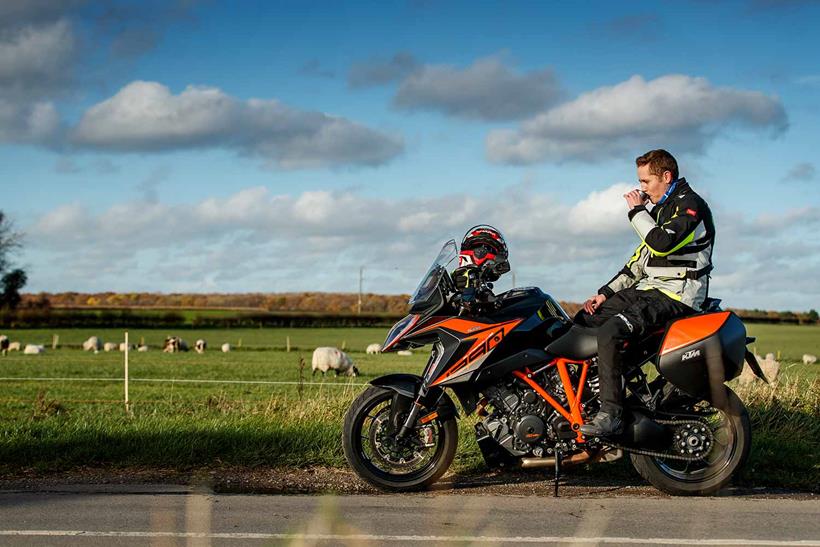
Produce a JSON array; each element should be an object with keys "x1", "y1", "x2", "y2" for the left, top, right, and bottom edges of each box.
[{"x1": 478, "y1": 364, "x2": 600, "y2": 459}]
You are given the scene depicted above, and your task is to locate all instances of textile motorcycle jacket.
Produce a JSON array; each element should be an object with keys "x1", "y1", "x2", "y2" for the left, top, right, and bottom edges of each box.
[{"x1": 598, "y1": 178, "x2": 715, "y2": 310}]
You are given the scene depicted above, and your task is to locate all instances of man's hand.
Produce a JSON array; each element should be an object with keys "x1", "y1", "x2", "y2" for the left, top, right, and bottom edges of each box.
[
  {"x1": 624, "y1": 189, "x2": 646, "y2": 209},
  {"x1": 583, "y1": 294, "x2": 607, "y2": 314},
  {"x1": 452, "y1": 266, "x2": 478, "y2": 291}
]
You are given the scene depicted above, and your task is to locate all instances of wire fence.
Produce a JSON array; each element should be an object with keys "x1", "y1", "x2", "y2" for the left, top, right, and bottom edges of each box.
[{"x1": 0, "y1": 377, "x2": 366, "y2": 387}]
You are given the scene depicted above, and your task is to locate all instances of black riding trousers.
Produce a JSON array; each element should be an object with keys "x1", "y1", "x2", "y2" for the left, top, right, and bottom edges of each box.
[{"x1": 574, "y1": 287, "x2": 693, "y2": 415}]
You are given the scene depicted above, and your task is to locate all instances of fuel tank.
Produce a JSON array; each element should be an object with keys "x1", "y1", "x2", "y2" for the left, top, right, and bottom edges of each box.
[{"x1": 656, "y1": 311, "x2": 746, "y2": 398}]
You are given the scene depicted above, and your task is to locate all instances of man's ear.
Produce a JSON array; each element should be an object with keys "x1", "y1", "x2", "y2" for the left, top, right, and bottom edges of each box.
[{"x1": 663, "y1": 170, "x2": 674, "y2": 184}]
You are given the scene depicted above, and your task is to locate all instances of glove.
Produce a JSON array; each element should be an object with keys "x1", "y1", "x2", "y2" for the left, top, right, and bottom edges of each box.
[{"x1": 452, "y1": 266, "x2": 478, "y2": 291}]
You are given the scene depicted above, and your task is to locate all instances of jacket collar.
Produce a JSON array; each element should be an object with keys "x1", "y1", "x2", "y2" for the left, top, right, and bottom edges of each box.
[{"x1": 658, "y1": 177, "x2": 690, "y2": 205}]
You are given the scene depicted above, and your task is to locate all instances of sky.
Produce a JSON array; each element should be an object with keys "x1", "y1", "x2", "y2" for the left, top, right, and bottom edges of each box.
[{"x1": 0, "y1": 0, "x2": 818, "y2": 311}]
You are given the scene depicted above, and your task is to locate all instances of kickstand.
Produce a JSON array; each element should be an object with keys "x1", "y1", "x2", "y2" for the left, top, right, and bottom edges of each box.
[{"x1": 553, "y1": 449, "x2": 561, "y2": 498}]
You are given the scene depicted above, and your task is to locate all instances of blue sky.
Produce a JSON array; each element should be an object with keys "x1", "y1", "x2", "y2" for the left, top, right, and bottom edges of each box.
[{"x1": 1, "y1": 0, "x2": 818, "y2": 310}]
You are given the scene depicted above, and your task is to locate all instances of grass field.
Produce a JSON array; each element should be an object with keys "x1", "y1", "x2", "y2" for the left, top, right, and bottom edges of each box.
[{"x1": 0, "y1": 325, "x2": 818, "y2": 490}]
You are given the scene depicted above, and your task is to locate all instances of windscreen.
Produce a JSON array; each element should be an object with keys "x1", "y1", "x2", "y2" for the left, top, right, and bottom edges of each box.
[{"x1": 408, "y1": 239, "x2": 458, "y2": 306}]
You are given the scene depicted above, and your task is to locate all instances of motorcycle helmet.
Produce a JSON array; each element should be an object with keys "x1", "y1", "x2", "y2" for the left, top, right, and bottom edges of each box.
[{"x1": 458, "y1": 224, "x2": 510, "y2": 280}]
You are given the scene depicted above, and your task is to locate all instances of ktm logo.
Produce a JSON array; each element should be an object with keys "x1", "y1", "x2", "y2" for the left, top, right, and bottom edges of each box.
[{"x1": 682, "y1": 348, "x2": 701, "y2": 361}]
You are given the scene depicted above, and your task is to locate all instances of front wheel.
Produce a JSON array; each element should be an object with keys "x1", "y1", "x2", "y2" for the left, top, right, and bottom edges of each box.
[
  {"x1": 630, "y1": 387, "x2": 751, "y2": 496},
  {"x1": 343, "y1": 386, "x2": 458, "y2": 491}
]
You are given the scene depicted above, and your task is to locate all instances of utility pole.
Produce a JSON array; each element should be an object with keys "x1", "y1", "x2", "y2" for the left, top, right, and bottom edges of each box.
[{"x1": 357, "y1": 266, "x2": 364, "y2": 315}]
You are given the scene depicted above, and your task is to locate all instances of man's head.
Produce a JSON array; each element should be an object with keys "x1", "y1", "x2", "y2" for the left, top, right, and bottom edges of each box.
[{"x1": 636, "y1": 149, "x2": 678, "y2": 204}]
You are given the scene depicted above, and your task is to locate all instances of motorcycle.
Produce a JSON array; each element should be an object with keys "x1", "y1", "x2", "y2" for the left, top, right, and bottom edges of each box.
[{"x1": 342, "y1": 240, "x2": 767, "y2": 496}]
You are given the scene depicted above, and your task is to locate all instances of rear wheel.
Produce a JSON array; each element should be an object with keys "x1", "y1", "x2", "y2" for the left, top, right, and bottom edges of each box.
[
  {"x1": 342, "y1": 386, "x2": 458, "y2": 491},
  {"x1": 630, "y1": 387, "x2": 751, "y2": 496}
]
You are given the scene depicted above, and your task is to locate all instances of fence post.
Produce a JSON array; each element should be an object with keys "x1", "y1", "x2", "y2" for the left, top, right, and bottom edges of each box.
[
  {"x1": 124, "y1": 331, "x2": 130, "y2": 413},
  {"x1": 52, "y1": 334, "x2": 59, "y2": 350},
  {"x1": 286, "y1": 336, "x2": 291, "y2": 352}
]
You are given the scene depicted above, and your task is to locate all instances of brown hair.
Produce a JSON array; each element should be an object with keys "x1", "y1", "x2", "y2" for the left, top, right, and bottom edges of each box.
[{"x1": 636, "y1": 149, "x2": 678, "y2": 180}]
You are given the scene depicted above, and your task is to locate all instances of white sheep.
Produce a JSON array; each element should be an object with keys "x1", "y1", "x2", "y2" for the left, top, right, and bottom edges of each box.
[
  {"x1": 366, "y1": 343, "x2": 382, "y2": 355},
  {"x1": 119, "y1": 342, "x2": 136, "y2": 352},
  {"x1": 221, "y1": 343, "x2": 231, "y2": 353},
  {"x1": 103, "y1": 342, "x2": 118, "y2": 352},
  {"x1": 194, "y1": 339, "x2": 207, "y2": 354},
  {"x1": 137, "y1": 345, "x2": 149, "y2": 352},
  {"x1": 162, "y1": 336, "x2": 189, "y2": 353},
  {"x1": 803, "y1": 354, "x2": 817, "y2": 365},
  {"x1": 82, "y1": 336, "x2": 102, "y2": 352},
  {"x1": 312, "y1": 347, "x2": 359, "y2": 377},
  {"x1": 23, "y1": 344, "x2": 45, "y2": 355},
  {"x1": 739, "y1": 353, "x2": 781, "y2": 385},
  {"x1": 8, "y1": 341, "x2": 21, "y2": 352},
  {"x1": 397, "y1": 349, "x2": 413, "y2": 356}
]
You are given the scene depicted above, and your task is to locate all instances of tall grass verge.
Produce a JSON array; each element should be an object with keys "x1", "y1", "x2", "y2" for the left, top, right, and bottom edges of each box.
[{"x1": 734, "y1": 377, "x2": 820, "y2": 489}]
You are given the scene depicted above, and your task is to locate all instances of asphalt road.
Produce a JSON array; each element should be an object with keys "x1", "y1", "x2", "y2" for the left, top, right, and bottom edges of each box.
[{"x1": 0, "y1": 486, "x2": 818, "y2": 546}]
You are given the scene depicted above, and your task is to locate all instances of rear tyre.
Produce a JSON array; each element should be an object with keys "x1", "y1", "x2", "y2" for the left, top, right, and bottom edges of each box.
[
  {"x1": 343, "y1": 386, "x2": 458, "y2": 492},
  {"x1": 630, "y1": 387, "x2": 751, "y2": 496}
]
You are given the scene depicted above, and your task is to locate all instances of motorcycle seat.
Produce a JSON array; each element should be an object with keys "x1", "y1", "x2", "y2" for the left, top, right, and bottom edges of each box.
[{"x1": 546, "y1": 325, "x2": 598, "y2": 360}]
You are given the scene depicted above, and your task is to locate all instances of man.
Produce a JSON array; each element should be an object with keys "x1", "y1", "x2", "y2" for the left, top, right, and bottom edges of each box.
[{"x1": 578, "y1": 149, "x2": 715, "y2": 437}]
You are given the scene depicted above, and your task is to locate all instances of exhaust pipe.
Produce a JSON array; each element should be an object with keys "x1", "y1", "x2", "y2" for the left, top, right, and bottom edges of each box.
[{"x1": 520, "y1": 450, "x2": 595, "y2": 469}]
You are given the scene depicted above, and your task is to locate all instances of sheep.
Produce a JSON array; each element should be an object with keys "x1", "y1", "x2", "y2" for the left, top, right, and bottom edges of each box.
[
  {"x1": 366, "y1": 343, "x2": 382, "y2": 355},
  {"x1": 137, "y1": 345, "x2": 149, "y2": 352},
  {"x1": 162, "y1": 336, "x2": 189, "y2": 353},
  {"x1": 397, "y1": 350, "x2": 413, "y2": 356},
  {"x1": 194, "y1": 339, "x2": 207, "y2": 354},
  {"x1": 803, "y1": 354, "x2": 817, "y2": 365},
  {"x1": 312, "y1": 347, "x2": 359, "y2": 377},
  {"x1": 82, "y1": 336, "x2": 102, "y2": 352},
  {"x1": 0, "y1": 335, "x2": 8, "y2": 356},
  {"x1": 8, "y1": 341, "x2": 21, "y2": 352},
  {"x1": 23, "y1": 344, "x2": 45, "y2": 355},
  {"x1": 221, "y1": 343, "x2": 231, "y2": 353},
  {"x1": 119, "y1": 343, "x2": 136, "y2": 352},
  {"x1": 739, "y1": 353, "x2": 781, "y2": 385},
  {"x1": 103, "y1": 342, "x2": 118, "y2": 352}
]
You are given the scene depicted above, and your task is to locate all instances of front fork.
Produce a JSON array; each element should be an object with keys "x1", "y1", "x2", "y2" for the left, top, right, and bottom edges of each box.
[
  {"x1": 396, "y1": 400, "x2": 424, "y2": 439},
  {"x1": 392, "y1": 386, "x2": 448, "y2": 440}
]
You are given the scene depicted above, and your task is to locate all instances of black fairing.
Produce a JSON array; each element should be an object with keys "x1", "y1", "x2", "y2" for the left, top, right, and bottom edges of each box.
[
  {"x1": 490, "y1": 287, "x2": 570, "y2": 323},
  {"x1": 656, "y1": 312, "x2": 747, "y2": 399}
]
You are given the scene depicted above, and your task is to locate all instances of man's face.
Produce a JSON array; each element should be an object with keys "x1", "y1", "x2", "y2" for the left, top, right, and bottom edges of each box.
[{"x1": 637, "y1": 164, "x2": 673, "y2": 204}]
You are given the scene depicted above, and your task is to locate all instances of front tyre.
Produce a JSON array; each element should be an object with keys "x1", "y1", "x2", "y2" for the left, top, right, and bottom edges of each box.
[
  {"x1": 630, "y1": 387, "x2": 751, "y2": 496},
  {"x1": 343, "y1": 386, "x2": 458, "y2": 491}
]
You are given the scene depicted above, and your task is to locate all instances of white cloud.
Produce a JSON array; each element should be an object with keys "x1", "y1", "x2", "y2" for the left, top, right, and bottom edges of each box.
[
  {"x1": 23, "y1": 182, "x2": 643, "y2": 298},
  {"x1": 348, "y1": 52, "x2": 419, "y2": 88},
  {"x1": 0, "y1": 19, "x2": 76, "y2": 98},
  {"x1": 0, "y1": 1, "x2": 86, "y2": 27},
  {"x1": 25, "y1": 183, "x2": 820, "y2": 309},
  {"x1": 486, "y1": 74, "x2": 787, "y2": 164},
  {"x1": 393, "y1": 54, "x2": 562, "y2": 121},
  {"x1": 71, "y1": 81, "x2": 404, "y2": 169},
  {"x1": 0, "y1": 98, "x2": 59, "y2": 143},
  {"x1": 348, "y1": 52, "x2": 562, "y2": 121}
]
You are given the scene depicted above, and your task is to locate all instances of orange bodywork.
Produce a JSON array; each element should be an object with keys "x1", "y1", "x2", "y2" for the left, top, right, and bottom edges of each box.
[
  {"x1": 429, "y1": 318, "x2": 522, "y2": 386},
  {"x1": 660, "y1": 311, "x2": 730, "y2": 355}
]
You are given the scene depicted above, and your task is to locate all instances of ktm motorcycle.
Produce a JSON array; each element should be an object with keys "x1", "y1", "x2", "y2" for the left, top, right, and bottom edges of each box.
[{"x1": 342, "y1": 240, "x2": 767, "y2": 495}]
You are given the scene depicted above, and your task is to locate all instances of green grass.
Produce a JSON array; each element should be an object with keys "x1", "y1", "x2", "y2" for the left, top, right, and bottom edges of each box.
[{"x1": 0, "y1": 325, "x2": 817, "y2": 490}]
